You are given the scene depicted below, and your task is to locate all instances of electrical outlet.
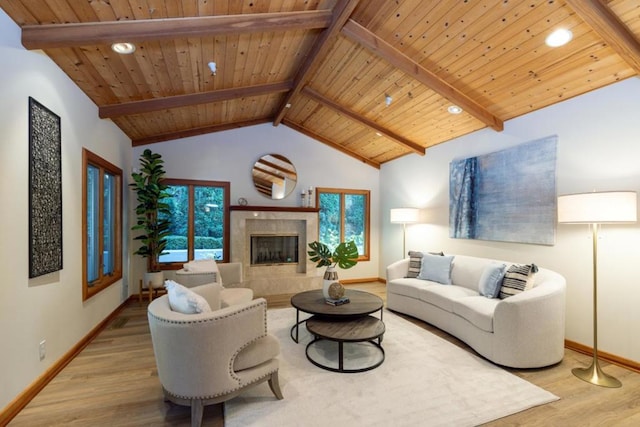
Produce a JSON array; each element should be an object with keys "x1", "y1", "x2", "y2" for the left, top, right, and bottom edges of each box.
[{"x1": 39, "y1": 340, "x2": 46, "y2": 361}]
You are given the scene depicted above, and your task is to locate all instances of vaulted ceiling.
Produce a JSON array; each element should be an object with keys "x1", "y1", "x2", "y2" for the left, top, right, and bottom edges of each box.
[{"x1": 2, "y1": 0, "x2": 639, "y2": 168}]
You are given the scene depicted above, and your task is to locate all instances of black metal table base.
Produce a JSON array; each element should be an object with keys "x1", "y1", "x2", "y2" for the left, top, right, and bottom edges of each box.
[
  {"x1": 305, "y1": 338, "x2": 385, "y2": 373},
  {"x1": 290, "y1": 309, "x2": 311, "y2": 343}
]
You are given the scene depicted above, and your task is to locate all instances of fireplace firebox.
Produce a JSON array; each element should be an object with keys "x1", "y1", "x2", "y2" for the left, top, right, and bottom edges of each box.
[{"x1": 251, "y1": 235, "x2": 299, "y2": 265}]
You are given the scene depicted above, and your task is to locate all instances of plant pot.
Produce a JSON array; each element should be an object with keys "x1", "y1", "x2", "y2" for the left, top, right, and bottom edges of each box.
[
  {"x1": 144, "y1": 271, "x2": 165, "y2": 289},
  {"x1": 322, "y1": 266, "x2": 338, "y2": 299}
]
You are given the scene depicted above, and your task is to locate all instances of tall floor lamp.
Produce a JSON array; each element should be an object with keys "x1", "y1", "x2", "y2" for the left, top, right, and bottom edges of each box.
[
  {"x1": 390, "y1": 208, "x2": 419, "y2": 259},
  {"x1": 557, "y1": 191, "x2": 637, "y2": 388}
]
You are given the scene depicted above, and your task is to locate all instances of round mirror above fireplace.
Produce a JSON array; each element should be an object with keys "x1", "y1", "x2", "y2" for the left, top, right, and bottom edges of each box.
[{"x1": 252, "y1": 154, "x2": 297, "y2": 199}]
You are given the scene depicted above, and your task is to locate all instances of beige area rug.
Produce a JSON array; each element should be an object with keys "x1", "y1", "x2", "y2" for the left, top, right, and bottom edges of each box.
[{"x1": 225, "y1": 308, "x2": 559, "y2": 427}]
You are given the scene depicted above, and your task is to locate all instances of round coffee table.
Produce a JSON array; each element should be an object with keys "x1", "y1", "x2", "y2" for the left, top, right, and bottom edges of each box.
[
  {"x1": 305, "y1": 315, "x2": 385, "y2": 373},
  {"x1": 290, "y1": 289, "x2": 384, "y2": 343}
]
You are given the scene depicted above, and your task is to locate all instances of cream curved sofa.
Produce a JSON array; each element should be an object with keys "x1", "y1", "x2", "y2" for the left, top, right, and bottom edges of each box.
[{"x1": 386, "y1": 255, "x2": 566, "y2": 368}]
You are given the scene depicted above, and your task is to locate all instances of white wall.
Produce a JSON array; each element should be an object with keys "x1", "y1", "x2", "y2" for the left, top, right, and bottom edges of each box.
[
  {"x1": 0, "y1": 9, "x2": 132, "y2": 410},
  {"x1": 380, "y1": 77, "x2": 640, "y2": 363},
  {"x1": 131, "y1": 123, "x2": 381, "y2": 284}
]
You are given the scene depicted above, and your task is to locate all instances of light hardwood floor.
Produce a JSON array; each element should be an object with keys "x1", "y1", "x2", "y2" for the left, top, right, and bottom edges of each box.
[{"x1": 8, "y1": 282, "x2": 640, "y2": 426}]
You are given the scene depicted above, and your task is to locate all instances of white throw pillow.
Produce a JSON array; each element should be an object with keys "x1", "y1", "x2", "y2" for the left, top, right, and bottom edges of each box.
[
  {"x1": 417, "y1": 253, "x2": 455, "y2": 284},
  {"x1": 478, "y1": 263, "x2": 507, "y2": 298},
  {"x1": 165, "y1": 280, "x2": 212, "y2": 314}
]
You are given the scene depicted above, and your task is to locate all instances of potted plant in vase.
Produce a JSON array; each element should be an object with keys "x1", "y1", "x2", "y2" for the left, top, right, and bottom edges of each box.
[
  {"x1": 130, "y1": 149, "x2": 172, "y2": 290},
  {"x1": 307, "y1": 240, "x2": 359, "y2": 299}
]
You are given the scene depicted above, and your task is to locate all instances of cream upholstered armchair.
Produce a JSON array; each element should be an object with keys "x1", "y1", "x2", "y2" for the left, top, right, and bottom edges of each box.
[
  {"x1": 174, "y1": 261, "x2": 253, "y2": 307},
  {"x1": 147, "y1": 283, "x2": 283, "y2": 427}
]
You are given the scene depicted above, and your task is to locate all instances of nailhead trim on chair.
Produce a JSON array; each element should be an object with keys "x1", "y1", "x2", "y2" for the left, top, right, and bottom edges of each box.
[
  {"x1": 148, "y1": 299, "x2": 266, "y2": 325},
  {"x1": 227, "y1": 300, "x2": 268, "y2": 385},
  {"x1": 166, "y1": 367, "x2": 280, "y2": 400}
]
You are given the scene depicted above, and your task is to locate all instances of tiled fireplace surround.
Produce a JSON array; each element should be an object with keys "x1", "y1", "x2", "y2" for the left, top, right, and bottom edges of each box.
[{"x1": 230, "y1": 206, "x2": 322, "y2": 296}]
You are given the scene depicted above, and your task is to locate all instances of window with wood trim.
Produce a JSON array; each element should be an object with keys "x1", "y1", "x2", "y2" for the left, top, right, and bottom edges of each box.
[
  {"x1": 83, "y1": 149, "x2": 123, "y2": 300},
  {"x1": 316, "y1": 188, "x2": 370, "y2": 261},
  {"x1": 160, "y1": 179, "x2": 230, "y2": 268}
]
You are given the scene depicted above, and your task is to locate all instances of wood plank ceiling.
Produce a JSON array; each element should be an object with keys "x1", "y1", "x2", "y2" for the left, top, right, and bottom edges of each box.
[{"x1": 1, "y1": 0, "x2": 639, "y2": 169}]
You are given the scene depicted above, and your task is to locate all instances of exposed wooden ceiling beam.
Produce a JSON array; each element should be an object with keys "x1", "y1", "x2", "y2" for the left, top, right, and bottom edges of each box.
[
  {"x1": 22, "y1": 10, "x2": 332, "y2": 49},
  {"x1": 254, "y1": 179, "x2": 274, "y2": 192},
  {"x1": 131, "y1": 117, "x2": 271, "y2": 146},
  {"x1": 282, "y1": 119, "x2": 380, "y2": 169},
  {"x1": 253, "y1": 166, "x2": 286, "y2": 185},
  {"x1": 302, "y1": 86, "x2": 425, "y2": 156},
  {"x1": 565, "y1": 0, "x2": 640, "y2": 74},
  {"x1": 256, "y1": 159, "x2": 297, "y2": 179},
  {"x1": 273, "y1": 0, "x2": 361, "y2": 126},
  {"x1": 100, "y1": 81, "x2": 292, "y2": 118},
  {"x1": 341, "y1": 19, "x2": 504, "y2": 132}
]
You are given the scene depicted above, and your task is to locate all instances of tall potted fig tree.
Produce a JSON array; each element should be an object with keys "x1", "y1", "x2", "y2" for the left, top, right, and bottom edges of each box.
[{"x1": 130, "y1": 149, "x2": 172, "y2": 289}]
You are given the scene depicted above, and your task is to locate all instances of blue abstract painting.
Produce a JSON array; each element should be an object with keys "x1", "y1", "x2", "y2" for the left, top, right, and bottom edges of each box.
[{"x1": 449, "y1": 136, "x2": 557, "y2": 245}]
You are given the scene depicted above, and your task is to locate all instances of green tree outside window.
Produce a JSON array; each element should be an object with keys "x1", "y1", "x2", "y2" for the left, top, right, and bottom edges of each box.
[{"x1": 317, "y1": 188, "x2": 370, "y2": 260}]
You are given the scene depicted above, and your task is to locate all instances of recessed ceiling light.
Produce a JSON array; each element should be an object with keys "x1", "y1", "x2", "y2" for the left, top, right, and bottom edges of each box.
[
  {"x1": 208, "y1": 61, "x2": 217, "y2": 75},
  {"x1": 545, "y1": 29, "x2": 573, "y2": 47},
  {"x1": 111, "y1": 42, "x2": 136, "y2": 54},
  {"x1": 448, "y1": 105, "x2": 463, "y2": 115}
]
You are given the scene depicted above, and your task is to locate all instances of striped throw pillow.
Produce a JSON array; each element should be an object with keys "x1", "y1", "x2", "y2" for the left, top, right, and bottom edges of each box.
[
  {"x1": 406, "y1": 251, "x2": 424, "y2": 278},
  {"x1": 499, "y1": 263, "x2": 538, "y2": 299}
]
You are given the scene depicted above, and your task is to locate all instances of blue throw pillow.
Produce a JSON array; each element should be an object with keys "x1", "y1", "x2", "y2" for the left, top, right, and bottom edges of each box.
[
  {"x1": 417, "y1": 253, "x2": 455, "y2": 284},
  {"x1": 478, "y1": 263, "x2": 507, "y2": 298},
  {"x1": 405, "y1": 250, "x2": 445, "y2": 278}
]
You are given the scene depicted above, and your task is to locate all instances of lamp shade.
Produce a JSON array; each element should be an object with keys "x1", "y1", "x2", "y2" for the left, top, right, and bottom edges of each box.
[
  {"x1": 390, "y1": 208, "x2": 419, "y2": 224},
  {"x1": 558, "y1": 191, "x2": 637, "y2": 224}
]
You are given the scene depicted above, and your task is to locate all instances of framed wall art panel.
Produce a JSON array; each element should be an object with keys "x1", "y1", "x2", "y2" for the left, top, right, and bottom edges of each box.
[
  {"x1": 28, "y1": 97, "x2": 63, "y2": 278},
  {"x1": 449, "y1": 135, "x2": 557, "y2": 246}
]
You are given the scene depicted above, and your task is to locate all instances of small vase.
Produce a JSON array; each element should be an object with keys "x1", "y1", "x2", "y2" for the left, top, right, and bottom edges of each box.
[{"x1": 322, "y1": 266, "x2": 338, "y2": 299}]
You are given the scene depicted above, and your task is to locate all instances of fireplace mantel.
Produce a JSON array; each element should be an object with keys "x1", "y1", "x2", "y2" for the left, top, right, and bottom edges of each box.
[{"x1": 230, "y1": 205, "x2": 319, "y2": 213}]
